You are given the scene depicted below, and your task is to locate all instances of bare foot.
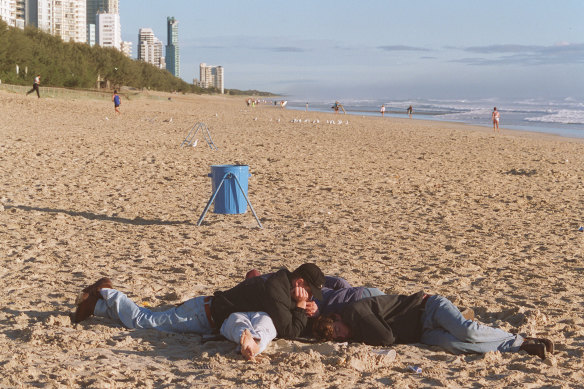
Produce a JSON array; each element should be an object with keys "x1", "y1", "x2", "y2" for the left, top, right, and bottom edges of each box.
[{"x1": 240, "y1": 329, "x2": 260, "y2": 361}]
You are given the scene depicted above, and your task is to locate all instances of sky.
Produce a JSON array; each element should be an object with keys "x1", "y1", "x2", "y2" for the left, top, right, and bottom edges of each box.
[{"x1": 120, "y1": 0, "x2": 584, "y2": 101}]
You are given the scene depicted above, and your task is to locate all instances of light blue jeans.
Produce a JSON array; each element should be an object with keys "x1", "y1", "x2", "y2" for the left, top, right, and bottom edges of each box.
[
  {"x1": 420, "y1": 295, "x2": 524, "y2": 354},
  {"x1": 94, "y1": 289, "x2": 275, "y2": 356},
  {"x1": 361, "y1": 287, "x2": 385, "y2": 298},
  {"x1": 95, "y1": 289, "x2": 214, "y2": 334}
]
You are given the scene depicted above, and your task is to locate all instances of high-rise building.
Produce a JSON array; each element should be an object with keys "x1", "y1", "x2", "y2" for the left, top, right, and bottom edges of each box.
[
  {"x1": 27, "y1": 0, "x2": 86, "y2": 43},
  {"x1": 96, "y1": 12, "x2": 120, "y2": 49},
  {"x1": 198, "y1": 63, "x2": 224, "y2": 94},
  {"x1": 87, "y1": 23, "x2": 96, "y2": 46},
  {"x1": 120, "y1": 41, "x2": 132, "y2": 58},
  {"x1": 87, "y1": 0, "x2": 118, "y2": 44},
  {"x1": 138, "y1": 28, "x2": 165, "y2": 69},
  {"x1": 0, "y1": 0, "x2": 23, "y2": 28},
  {"x1": 165, "y1": 16, "x2": 179, "y2": 77},
  {"x1": 0, "y1": 0, "x2": 15, "y2": 26},
  {"x1": 53, "y1": 0, "x2": 86, "y2": 43},
  {"x1": 14, "y1": 0, "x2": 24, "y2": 27}
]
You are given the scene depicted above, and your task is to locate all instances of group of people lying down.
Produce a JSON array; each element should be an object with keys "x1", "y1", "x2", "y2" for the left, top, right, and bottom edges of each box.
[{"x1": 72, "y1": 263, "x2": 554, "y2": 361}]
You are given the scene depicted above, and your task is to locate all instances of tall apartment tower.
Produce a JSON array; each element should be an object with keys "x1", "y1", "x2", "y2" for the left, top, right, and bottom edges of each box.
[
  {"x1": 199, "y1": 63, "x2": 224, "y2": 94},
  {"x1": 87, "y1": 0, "x2": 118, "y2": 45},
  {"x1": 120, "y1": 40, "x2": 132, "y2": 58},
  {"x1": 165, "y1": 16, "x2": 179, "y2": 77},
  {"x1": 0, "y1": 0, "x2": 25, "y2": 28},
  {"x1": 96, "y1": 11, "x2": 120, "y2": 50},
  {"x1": 26, "y1": 0, "x2": 86, "y2": 43},
  {"x1": 138, "y1": 28, "x2": 165, "y2": 69},
  {"x1": 0, "y1": 0, "x2": 14, "y2": 26}
]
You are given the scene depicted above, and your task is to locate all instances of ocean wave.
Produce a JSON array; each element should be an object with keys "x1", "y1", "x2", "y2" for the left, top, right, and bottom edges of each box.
[{"x1": 525, "y1": 110, "x2": 584, "y2": 125}]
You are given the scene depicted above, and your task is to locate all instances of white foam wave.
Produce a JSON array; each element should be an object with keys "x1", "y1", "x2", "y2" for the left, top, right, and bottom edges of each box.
[{"x1": 525, "y1": 110, "x2": 584, "y2": 125}]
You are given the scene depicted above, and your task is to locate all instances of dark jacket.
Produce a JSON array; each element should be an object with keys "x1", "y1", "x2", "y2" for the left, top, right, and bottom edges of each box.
[
  {"x1": 341, "y1": 291, "x2": 426, "y2": 346},
  {"x1": 211, "y1": 269, "x2": 308, "y2": 338},
  {"x1": 319, "y1": 286, "x2": 365, "y2": 315}
]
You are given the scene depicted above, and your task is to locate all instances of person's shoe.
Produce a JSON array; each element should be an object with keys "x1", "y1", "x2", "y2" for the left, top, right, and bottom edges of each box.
[
  {"x1": 460, "y1": 308, "x2": 475, "y2": 321},
  {"x1": 71, "y1": 277, "x2": 112, "y2": 323},
  {"x1": 520, "y1": 338, "x2": 553, "y2": 360},
  {"x1": 524, "y1": 337, "x2": 554, "y2": 354}
]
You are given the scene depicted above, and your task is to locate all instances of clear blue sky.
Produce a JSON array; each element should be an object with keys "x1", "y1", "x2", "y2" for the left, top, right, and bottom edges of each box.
[{"x1": 120, "y1": 0, "x2": 584, "y2": 101}]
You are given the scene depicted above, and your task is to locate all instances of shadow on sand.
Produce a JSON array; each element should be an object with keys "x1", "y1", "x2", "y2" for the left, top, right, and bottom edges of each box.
[{"x1": 6, "y1": 204, "x2": 195, "y2": 226}]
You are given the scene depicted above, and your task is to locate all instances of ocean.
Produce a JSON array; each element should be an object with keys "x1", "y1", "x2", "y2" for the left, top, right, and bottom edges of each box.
[{"x1": 284, "y1": 98, "x2": 584, "y2": 139}]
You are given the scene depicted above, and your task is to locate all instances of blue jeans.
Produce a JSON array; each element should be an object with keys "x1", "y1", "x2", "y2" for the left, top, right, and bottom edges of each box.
[
  {"x1": 94, "y1": 289, "x2": 214, "y2": 334},
  {"x1": 420, "y1": 295, "x2": 524, "y2": 354},
  {"x1": 361, "y1": 287, "x2": 385, "y2": 298}
]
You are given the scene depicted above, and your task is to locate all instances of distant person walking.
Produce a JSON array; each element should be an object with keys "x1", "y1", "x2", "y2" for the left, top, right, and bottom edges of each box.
[
  {"x1": 305, "y1": 102, "x2": 309, "y2": 112},
  {"x1": 492, "y1": 107, "x2": 500, "y2": 133},
  {"x1": 26, "y1": 75, "x2": 41, "y2": 98},
  {"x1": 407, "y1": 105, "x2": 413, "y2": 119},
  {"x1": 112, "y1": 90, "x2": 121, "y2": 114},
  {"x1": 380, "y1": 104, "x2": 385, "y2": 117}
]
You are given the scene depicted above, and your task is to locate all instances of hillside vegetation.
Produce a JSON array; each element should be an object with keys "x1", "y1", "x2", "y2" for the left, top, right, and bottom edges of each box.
[{"x1": 0, "y1": 20, "x2": 274, "y2": 95}]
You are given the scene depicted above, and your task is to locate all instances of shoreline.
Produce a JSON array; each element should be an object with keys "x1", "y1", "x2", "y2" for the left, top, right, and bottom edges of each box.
[
  {"x1": 280, "y1": 103, "x2": 584, "y2": 143},
  {"x1": 284, "y1": 102, "x2": 584, "y2": 140}
]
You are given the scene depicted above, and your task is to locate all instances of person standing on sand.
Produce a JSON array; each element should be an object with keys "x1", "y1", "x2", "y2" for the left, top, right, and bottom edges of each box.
[
  {"x1": 112, "y1": 90, "x2": 121, "y2": 114},
  {"x1": 380, "y1": 104, "x2": 385, "y2": 117},
  {"x1": 492, "y1": 107, "x2": 500, "y2": 133},
  {"x1": 26, "y1": 75, "x2": 41, "y2": 98},
  {"x1": 407, "y1": 105, "x2": 413, "y2": 119}
]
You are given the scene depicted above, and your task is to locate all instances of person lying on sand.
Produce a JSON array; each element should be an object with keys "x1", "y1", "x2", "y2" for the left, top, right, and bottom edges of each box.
[
  {"x1": 311, "y1": 292, "x2": 554, "y2": 360},
  {"x1": 71, "y1": 263, "x2": 325, "y2": 361}
]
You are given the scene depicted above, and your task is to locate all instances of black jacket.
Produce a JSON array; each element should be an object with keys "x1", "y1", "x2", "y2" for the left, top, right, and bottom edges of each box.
[
  {"x1": 341, "y1": 291, "x2": 426, "y2": 346},
  {"x1": 210, "y1": 269, "x2": 308, "y2": 338}
]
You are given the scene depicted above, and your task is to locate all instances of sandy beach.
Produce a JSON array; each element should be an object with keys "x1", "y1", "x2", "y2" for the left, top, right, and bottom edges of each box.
[{"x1": 1, "y1": 89, "x2": 583, "y2": 388}]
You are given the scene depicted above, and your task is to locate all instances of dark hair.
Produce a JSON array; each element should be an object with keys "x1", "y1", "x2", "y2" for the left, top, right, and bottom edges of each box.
[
  {"x1": 114, "y1": 90, "x2": 118, "y2": 94},
  {"x1": 312, "y1": 314, "x2": 336, "y2": 341}
]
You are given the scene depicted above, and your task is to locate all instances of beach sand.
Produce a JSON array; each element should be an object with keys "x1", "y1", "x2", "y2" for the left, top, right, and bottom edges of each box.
[{"x1": 1, "y1": 89, "x2": 583, "y2": 388}]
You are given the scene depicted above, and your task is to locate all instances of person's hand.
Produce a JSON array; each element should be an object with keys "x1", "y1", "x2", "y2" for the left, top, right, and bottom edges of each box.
[
  {"x1": 292, "y1": 286, "x2": 309, "y2": 309},
  {"x1": 305, "y1": 301, "x2": 319, "y2": 317}
]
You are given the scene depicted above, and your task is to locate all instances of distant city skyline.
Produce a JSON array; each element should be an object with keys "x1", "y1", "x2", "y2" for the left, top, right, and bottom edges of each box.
[{"x1": 119, "y1": 0, "x2": 584, "y2": 100}]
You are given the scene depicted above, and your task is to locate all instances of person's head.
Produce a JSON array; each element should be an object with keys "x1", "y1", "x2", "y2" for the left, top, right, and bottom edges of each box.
[
  {"x1": 245, "y1": 269, "x2": 261, "y2": 279},
  {"x1": 312, "y1": 313, "x2": 351, "y2": 341},
  {"x1": 494, "y1": 107, "x2": 497, "y2": 111},
  {"x1": 114, "y1": 90, "x2": 118, "y2": 94},
  {"x1": 291, "y1": 263, "x2": 325, "y2": 300}
]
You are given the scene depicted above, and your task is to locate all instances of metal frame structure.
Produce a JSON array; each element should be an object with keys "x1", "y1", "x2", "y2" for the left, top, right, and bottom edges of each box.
[{"x1": 180, "y1": 122, "x2": 218, "y2": 150}]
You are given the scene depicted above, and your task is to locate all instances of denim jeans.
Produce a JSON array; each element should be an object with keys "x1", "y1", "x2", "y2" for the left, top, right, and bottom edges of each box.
[
  {"x1": 220, "y1": 312, "x2": 277, "y2": 355},
  {"x1": 94, "y1": 289, "x2": 214, "y2": 334},
  {"x1": 420, "y1": 295, "x2": 523, "y2": 354},
  {"x1": 361, "y1": 287, "x2": 385, "y2": 298}
]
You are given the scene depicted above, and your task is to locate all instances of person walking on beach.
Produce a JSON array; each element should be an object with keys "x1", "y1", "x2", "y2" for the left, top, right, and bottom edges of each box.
[
  {"x1": 492, "y1": 107, "x2": 500, "y2": 133},
  {"x1": 380, "y1": 104, "x2": 386, "y2": 117},
  {"x1": 26, "y1": 74, "x2": 41, "y2": 98},
  {"x1": 407, "y1": 105, "x2": 413, "y2": 119},
  {"x1": 112, "y1": 90, "x2": 121, "y2": 114}
]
